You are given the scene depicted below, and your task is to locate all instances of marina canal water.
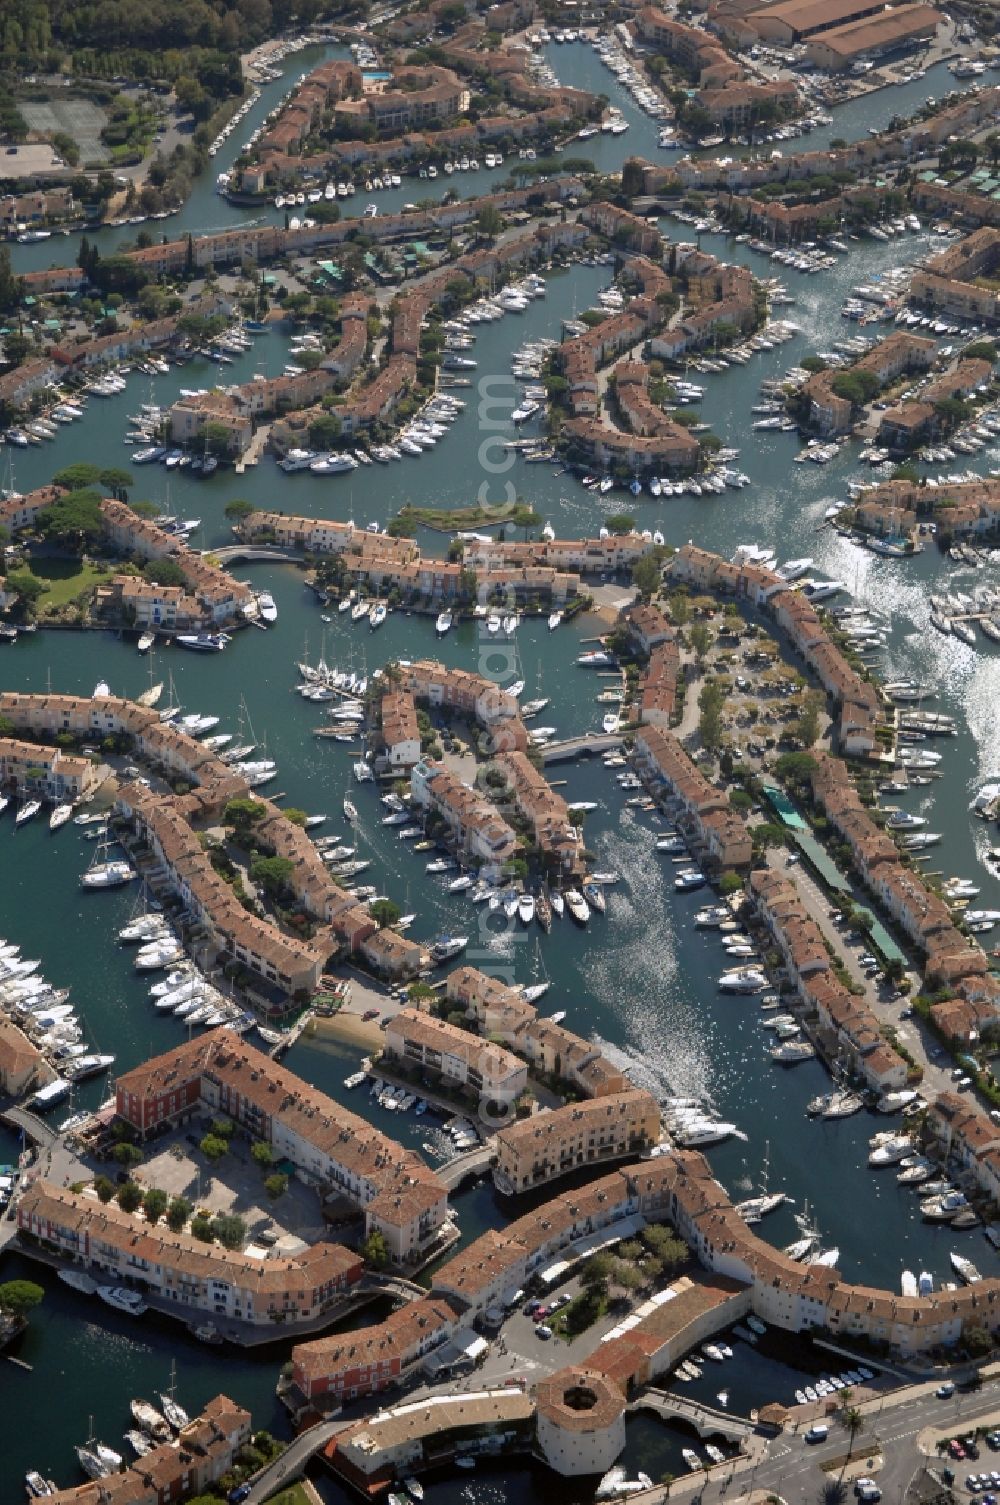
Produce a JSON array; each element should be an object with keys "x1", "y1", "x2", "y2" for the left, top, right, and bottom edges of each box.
[{"x1": 2, "y1": 38, "x2": 1000, "y2": 1498}]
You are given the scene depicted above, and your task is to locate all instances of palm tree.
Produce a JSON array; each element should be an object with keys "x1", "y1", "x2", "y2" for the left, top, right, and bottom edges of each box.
[{"x1": 841, "y1": 1403, "x2": 864, "y2": 1458}]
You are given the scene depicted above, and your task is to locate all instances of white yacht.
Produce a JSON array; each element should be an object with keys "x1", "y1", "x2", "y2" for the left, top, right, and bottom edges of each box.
[
  {"x1": 82, "y1": 835, "x2": 134, "y2": 889},
  {"x1": 97, "y1": 1287, "x2": 148, "y2": 1315},
  {"x1": 15, "y1": 800, "x2": 42, "y2": 827},
  {"x1": 718, "y1": 968, "x2": 767, "y2": 993},
  {"x1": 49, "y1": 803, "x2": 75, "y2": 831}
]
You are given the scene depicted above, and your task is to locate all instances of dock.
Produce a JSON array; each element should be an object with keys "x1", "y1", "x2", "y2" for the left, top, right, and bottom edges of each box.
[
  {"x1": 269, "y1": 1009, "x2": 313, "y2": 1058},
  {"x1": 235, "y1": 422, "x2": 271, "y2": 474}
]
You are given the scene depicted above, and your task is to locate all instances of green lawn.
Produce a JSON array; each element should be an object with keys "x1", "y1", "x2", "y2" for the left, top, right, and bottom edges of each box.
[
  {"x1": 263, "y1": 1484, "x2": 313, "y2": 1505},
  {"x1": 26, "y1": 559, "x2": 107, "y2": 611}
]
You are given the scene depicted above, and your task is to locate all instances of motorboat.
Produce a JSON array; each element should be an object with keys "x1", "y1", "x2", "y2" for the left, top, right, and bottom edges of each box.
[
  {"x1": 97, "y1": 1287, "x2": 148, "y2": 1315},
  {"x1": 15, "y1": 800, "x2": 42, "y2": 827},
  {"x1": 769, "y1": 1041, "x2": 816, "y2": 1064},
  {"x1": 49, "y1": 803, "x2": 75, "y2": 830},
  {"x1": 58, "y1": 1270, "x2": 98, "y2": 1296},
  {"x1": 130, "y1": 1399, "x2": 171, "y2": 1442},
  {"x1": 431, "y1": 935, "x2": 468, "y2": 964},
  {"x1": 718, "y1": 968, "x2": 767, "y2": 994},
  {"x1": 176, "y1": 633, "x2": 227, "y2": 652},
  {"x1": 518, "y1": 894, "x2": 536, "y2": 925},
  {"x1": 564, "y1": 889, "x2": 590, "y2": 925},
  {"x1": 951, "y1": 1252, "x2": 982, "y2": 1284}
]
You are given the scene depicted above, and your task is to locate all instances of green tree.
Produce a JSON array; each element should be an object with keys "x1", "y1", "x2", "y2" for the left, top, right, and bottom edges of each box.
[
  {"x1": 250, "y1": 855, "x2": 296, "y2": 899},
  {"x1": 361, "y1": 1229, "x2": 389, "y2": 1268},
  {"x1": 52, "y1": 463, "x2": 101, "y2": 490},
  {"x1": 224, "y1": 797, "x2": 267, "y2": 829},
  {"x1": 633, "y1": 552, "x2": 662, "y2": 599},
  {"x1": 251, "y1": 1140, "x2": 274, "y2": 1170},
  {"x1": 370, "y1": 898, "x2": 402, "y2": 928},
  {"x1": 143, "y1": 559, "x2": 187, "y2": 588},
  {"x1": 605, "y1": 513, "x2": 636, "y2": 535},
  {"x1": 840, "y1": 1403, "x2": 864, "y2": 1457},
  {"x1": 830, "y1": 369, "x2": 879, "y2": 407},
  {"x1": 264, "y1": 1173, "x2": 288, "y2": 1200},
  {"x1": 199, "y1": 1133, "x2": 228, "y2": 1163},
  {"x1": 669, "y1": 589, "x2": 690, "y2": 627},
  {"x1": 224, "y1": 499, "x2": 257, "y2": 523},
  {"x1": 309, "y1": 412, "x2": 343, "y2": 451},
  {"x1": 211, "y1": 1214, "x2": 246, "y2": 1250},
  {"x1": 203, "y1": 422, "x2": 233, "y2": 459},
  {"x1": 94, "y1": 1175, "x2": 116, "y2": 1203},
  {"x1": 113, "y1": 1142, "x2": 143, "y2": 1169},
  {"x1": 142, "y1": 1187, "x2": 168, "y2": 1225},
  {"x1": 166, "y1": 1196, "x2": 192, "y2": 1232},
  {"x1": 698, "y1": 678, "x2": 726, "y2": 750},
  {"x1": 99, "y1": 467, "x2": 134, "y2": 500},
  {"x1": 5, "y1": 570, "x2": 47, "y2": 611},
  {"x1": 476, "y1": 204, "x2": 504, "y2": 241},
  {"x1": 117, "y1": 1181, "x2": 143, "y2": 1214},
  {"x1": 795, "y1": 691, "x2": 823, "y2": 748},
  {"x1": 510, "y1": 504, "x2": 541, "y2": 539},
  {"x1": 775, "y1": 750, "x2": 818, "y2": 787},
  {"x1": 0, "y1": 1280, "x2": 43, "y2": 1319},
  {"x1": 36, "y1": 488, "x2": 104, "y2": 551},
  {"x1": 689, "y1": 622, "x2": 712, "y2": 664},
  {"x1": 191, "y1": 1213, "x2": 214, "y2": 1242}
]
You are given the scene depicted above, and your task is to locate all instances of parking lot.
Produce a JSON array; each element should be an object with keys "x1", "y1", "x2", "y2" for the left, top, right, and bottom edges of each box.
[{"x1": 135, "y1": 1125, "x2": 329, "y2": 1249}]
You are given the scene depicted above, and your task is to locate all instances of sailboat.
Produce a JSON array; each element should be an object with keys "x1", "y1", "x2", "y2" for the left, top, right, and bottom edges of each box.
[
  {"x1": 158, "y1": 670, "x2": 181, "y2": 722},
  {"x1": 136, "y1": 650, "x2": 163, "y2": 708},
  {"x1": 159, "y1": 1360, "x2": 189, "y2": 1431},
  {"x1": 82, "y1": 832, "x2": 134, "y2": 889},
  {"x1": 735, "y1": 1142, "x2": 789, "y2": 1224}
]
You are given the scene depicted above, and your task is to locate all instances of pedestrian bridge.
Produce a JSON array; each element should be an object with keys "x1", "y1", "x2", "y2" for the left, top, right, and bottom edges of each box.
[
  {"x1": 208, "y1": 546, "x2": 301, "y2": 565},
  {"x1": 539, "y1": 733, "x2": 625, "y2": 764},
  {"x1": 0, "y1": 1105, "x2": 57, "y2": 1149},
  {"x1": 243, "y1": 1417, "x2": 347, "y2": 1505},
  {"x1": 631, "y1": 1388, "x2": 756, "y2": 1442},
  {"x1": 437, "y1": 1143, "x2": 495, "y2": 1189},
  {"x1": 359, "y1": 1271, "x2": 427, "y2": 1303}
]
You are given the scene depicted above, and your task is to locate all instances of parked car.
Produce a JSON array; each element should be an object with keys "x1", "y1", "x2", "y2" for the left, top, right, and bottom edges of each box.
[{"x1": 936, "y1": 1382, "x2": 955, "y2": 1398}]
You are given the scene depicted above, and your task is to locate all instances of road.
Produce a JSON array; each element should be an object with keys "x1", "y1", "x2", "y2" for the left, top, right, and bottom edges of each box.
[{"x1": 659, "y1": 1375, "x2": 1000, "y2": 1503}]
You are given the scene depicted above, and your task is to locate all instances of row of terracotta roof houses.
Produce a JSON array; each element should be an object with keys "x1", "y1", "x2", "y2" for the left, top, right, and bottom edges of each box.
[
  {"x1": 290, "y1": 1130, "x2": 1000, "y2": 1409},
  {"x1": 372, "y1": 681, "x2": 585, "y2": 876},
  {"x1": 170, "y1": 215, "x2": 590, "y2": 456},
  {"x1": 30, "y1": 1394, "x2": 252, "y2": 1505},
  {"x1": 0, "y1": 692, "x2": 429, "y2": 992},
  {"x1": 237, "y1": 21, "x2": 595, "y2": 190},
  {"x1": 631, "y1": 85, "x2": 1000, "y2": 199},
  {"x1": 634, "y1": 7, "x2": 799, "y2": 127},
  {"x1": 807, "y1": 750, "x2": 1000, "y2": 1047},
  {"x1": 802, "y1": 330, "x2": 936, "y2": 435},
  {"x1": 0, "y1": 487, "x2": 253, "y2": 628},
  {"x1": 851, "y1": 473, "x2": 1000, "y2": 544},
  {"x1": 665, "y1": 543, "x2": 884, "y2": 757},
  {"x1": 749, "y1": 865, "x2": 910, "y2": 1094},
  {"x1": 237, "y1": 510, "x2": 587, "y2": 606},
  {"x1": 876, "y1": 357, "x2": 994, "y2": 452},
  {"x1": 18, "y1": 178, "x2": 582, "y2": 304}
]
